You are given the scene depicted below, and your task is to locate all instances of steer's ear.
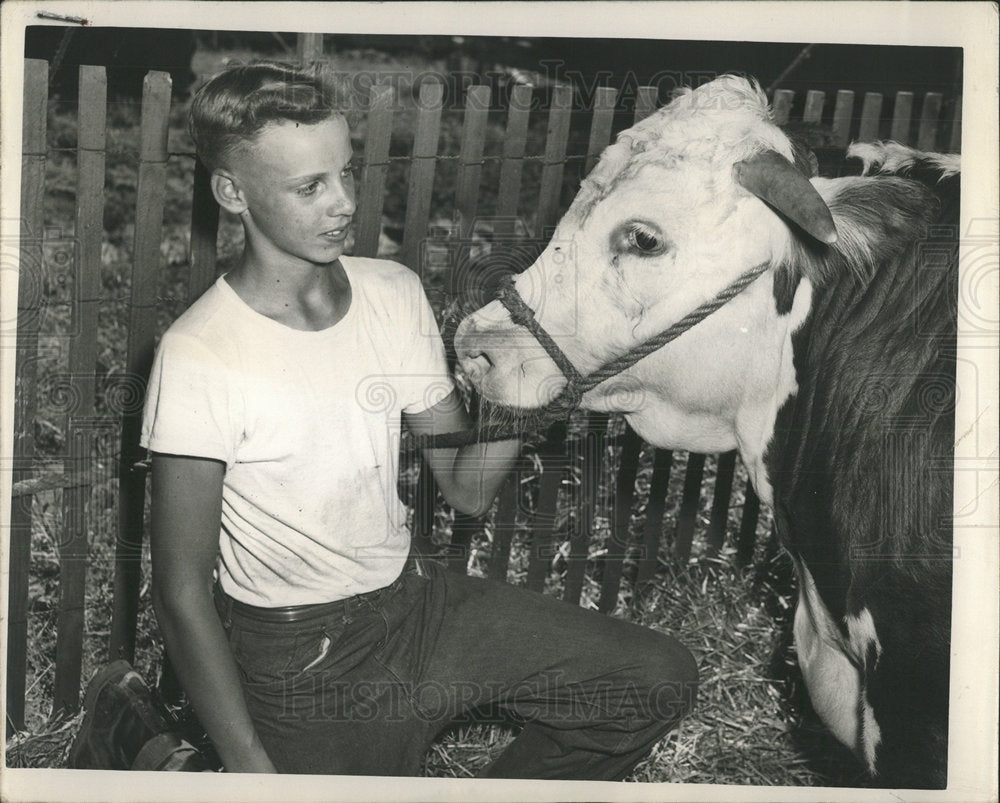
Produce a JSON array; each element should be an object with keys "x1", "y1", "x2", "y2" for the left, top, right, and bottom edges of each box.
[{"x1": 733, "y1": 151, "x2": 838, "y2": 245}]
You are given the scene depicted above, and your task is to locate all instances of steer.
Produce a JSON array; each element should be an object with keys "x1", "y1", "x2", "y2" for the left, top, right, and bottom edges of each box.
[{"x1": 455, "y1": 75, "x2": 957, "y2": 788}]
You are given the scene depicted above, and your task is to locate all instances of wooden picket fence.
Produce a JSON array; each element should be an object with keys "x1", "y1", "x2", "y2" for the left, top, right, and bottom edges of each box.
[{"x1": 6, "y1": 48, "x2": 962, "y2": 734}]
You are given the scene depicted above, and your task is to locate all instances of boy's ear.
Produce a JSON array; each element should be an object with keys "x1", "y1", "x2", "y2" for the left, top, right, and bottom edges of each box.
[{"x1": 211, "y1": 170, "x2": 248, "y2": 216}]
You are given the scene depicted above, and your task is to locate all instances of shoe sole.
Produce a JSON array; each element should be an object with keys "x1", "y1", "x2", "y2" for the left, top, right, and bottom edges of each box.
[{"x1": 69, "y1": 659, "x2": 139, "y2": 770}]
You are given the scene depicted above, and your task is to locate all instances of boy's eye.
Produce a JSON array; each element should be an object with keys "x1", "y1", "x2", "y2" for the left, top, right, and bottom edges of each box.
[
  {"x1": 342, "y1": 163, "x2": 357, "y2": 179},
  {"x1": 297, "y1": 181, "x2": 320, "y2": 196}
]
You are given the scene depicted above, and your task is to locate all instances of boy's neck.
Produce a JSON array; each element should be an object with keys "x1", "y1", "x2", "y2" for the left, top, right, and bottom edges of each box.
[{"x1": 225, "y1": 253, "x2": 352, "y2": 332}]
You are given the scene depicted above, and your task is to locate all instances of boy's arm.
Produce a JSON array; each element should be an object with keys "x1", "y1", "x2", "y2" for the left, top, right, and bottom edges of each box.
[
  {"x1": 149, "y1": 453, "x2": 276, "y2": 773},
  {"x1": 403, "y1": 390, "x2": 521, "y2": 518}
]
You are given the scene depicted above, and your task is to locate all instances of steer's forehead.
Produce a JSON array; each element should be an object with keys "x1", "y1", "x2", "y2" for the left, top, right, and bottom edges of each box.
[{"x1": 568, "y1": 76, "x2": 792, "y2": 228}]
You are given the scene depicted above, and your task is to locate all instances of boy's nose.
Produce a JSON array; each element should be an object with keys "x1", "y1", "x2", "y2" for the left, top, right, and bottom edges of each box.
[{"x1": 327, "y1": 187, "x2": 356, "y2": 218}]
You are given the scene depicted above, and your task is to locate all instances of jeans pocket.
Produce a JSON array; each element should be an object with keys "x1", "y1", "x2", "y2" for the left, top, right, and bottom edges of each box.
[{"x1": 232, "y1": 621, "x2": 347, "y2": 690}]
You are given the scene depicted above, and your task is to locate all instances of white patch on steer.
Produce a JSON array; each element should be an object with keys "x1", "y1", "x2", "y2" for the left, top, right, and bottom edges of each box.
[
  {"x1": 846, "y1": 608, "x2": 883, "y2": 772},
  {"x1": 847, "y1": 141, "x2": 960, "y2": 179},
  {"x1": 792, "y1": 559, "x2": 882, "y2": 774},
  {"x1": 733, "y1": 277, "x2": 814, "y2": 506}
]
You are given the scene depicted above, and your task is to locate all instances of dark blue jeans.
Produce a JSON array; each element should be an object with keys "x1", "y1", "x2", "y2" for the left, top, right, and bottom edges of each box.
[{"x1": 214, "y1": 557, "x2": 697, "y2": 778}]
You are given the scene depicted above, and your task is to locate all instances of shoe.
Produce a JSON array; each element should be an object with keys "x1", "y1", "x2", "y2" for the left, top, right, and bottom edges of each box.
[{"x1": 69, "y1": 660, "x2": 210, "y2": 771}]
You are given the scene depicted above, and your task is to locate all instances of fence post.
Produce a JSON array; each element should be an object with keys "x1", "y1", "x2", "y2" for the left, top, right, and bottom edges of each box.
[
  {"x1": 188, "y1": 159, "x2": 219, "y2": 301},
  {"x1": 534, "y1": 84, "x2": 573, "y2": 239},
  {"x1": 562, "y1": 417, "x2": 607, "y2": 604},
  {"x1": 831, "y1": 90, "x2": 855, "y2": 148},
  {"x1": 6, "y1": 57, "x2": 49, "y2": 736},
  {"x1": 736, "y1": 481, "x2": 762, "y2": 566},
  {"x1": 525, "y1": 423, "x2": 569, "y2": 593},
  {"x1": 354, "y1": 83, "x2": 394, "y2": 258},
  {"x1": 948, "y1": 97, "x2": 962, "y2": 153},
  {"x1": 111, "y1": 70, "x2": 171, "y2": 664},
  {"x1": 771, "y1": 89, "x2": 794, "y2": 125},
  {"x1": 858, "y1": 92, "x2": 883, "y2": 143},
  {"x1": 802, "y1": 90, "x2": 825, "y2": 125},
  {"x1": 584, "y1": 87, "x2": 618, "y2": 174},
  {"x1": 634, "y1": 85, "x2": 658, "y2": 124},
  {"x1": 494, "y1": 84, "x2": 533, "y2": 236},
  {"x1": 635, "y1": 448, "x2": 674, "y2": 588},
  {"x1": 297, "y1": 32, "x2": 323, "y2": 68},
  {"x1": 890, "y1": 91, "x2": 914, "y2": 144},
  {"x1": 53, "y1": 65, "x2": 107, "y2": 716},
  {"x1": 705, "y1": 451, "x2": 737, "y2": 557},
  {"x1": 598, "y1": 424, "x2": 643, "y2": 613},
  {"x1": 401, "y1": 81, "x2": 444, "y2": 273},
  {"x1": 917, "y1": 92, "x2": 943, "y2": 151},
  {"x1": 454, "y1": 84, "x2": 491, "y2": 242},
  {"x1": 673, "y1": 452, "x2": 706, "y2": 564}
]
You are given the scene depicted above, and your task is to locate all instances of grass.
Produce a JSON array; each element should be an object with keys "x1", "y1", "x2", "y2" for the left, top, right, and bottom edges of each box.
[{"x1": 7, "y1": 39, "x2": 869, "y2": 787}]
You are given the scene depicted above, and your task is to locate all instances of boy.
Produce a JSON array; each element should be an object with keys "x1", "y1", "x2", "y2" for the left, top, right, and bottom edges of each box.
[{"x1": 141, "y1": 62, "x2": 697, "y2": 776}]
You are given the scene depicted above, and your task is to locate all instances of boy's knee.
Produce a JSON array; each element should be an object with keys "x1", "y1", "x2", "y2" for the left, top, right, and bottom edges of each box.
[{"x1": 634, "y1": 632, "x2": 699, "y2": 725}]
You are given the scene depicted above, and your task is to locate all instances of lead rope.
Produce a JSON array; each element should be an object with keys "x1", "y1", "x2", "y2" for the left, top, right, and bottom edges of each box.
[{"x1": 409, "y1": 261, "x2": 772, "y2": 450}]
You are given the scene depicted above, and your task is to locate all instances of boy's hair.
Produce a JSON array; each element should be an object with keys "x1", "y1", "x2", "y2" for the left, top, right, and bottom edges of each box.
[{"x1": 190, "y1": 62, "x2": 342, "y2": 172}]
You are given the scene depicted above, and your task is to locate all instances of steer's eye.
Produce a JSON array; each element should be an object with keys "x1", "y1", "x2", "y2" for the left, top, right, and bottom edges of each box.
[
  {"x1": 616, "y1": 221, "x2": 669, "y2": 257},
  {"x1": 629, "y1": 226, "x2": 660, "y2": 253}
]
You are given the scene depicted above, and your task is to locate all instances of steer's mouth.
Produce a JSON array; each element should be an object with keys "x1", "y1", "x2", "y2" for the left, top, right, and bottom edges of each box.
[{"x1": 454, "y1": 308, "x2": 568, "y2": 412}]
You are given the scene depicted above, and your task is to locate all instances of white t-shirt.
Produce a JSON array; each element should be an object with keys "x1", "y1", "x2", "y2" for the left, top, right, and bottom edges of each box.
[{"x1": 140, "y1": 257, "x2": 454, "y2": 606}]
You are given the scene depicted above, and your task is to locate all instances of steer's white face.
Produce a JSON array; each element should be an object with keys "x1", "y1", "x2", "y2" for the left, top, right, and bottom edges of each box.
[{"x1": 455, "y1": 76, "x2": 813, "y2": 460}]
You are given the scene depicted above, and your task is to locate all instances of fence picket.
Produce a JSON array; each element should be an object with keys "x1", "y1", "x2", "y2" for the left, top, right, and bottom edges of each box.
[
  {"x1": 53, "y1": 66, "x2": 107, "y2": 715},
  {"x1": 188, "y1": 159, "x2": 219, "y2": 300},
  {"x1": 636, "y1": 448, "x2": 674, "y2": 588},
  {"x1": 705, "y1": 450, "x2": 737, "y2": 557},
  {"x1": 7, "y1": 58, "x2": 49, "y2": 735},
  {"x1": 585, "y1": 87, "x2": 618, "y2": 174},
  {"x1": 803, "y1": 90, "x2": 825, "y2": 124},
  {"x1": 858, "y1": 92, "x2": 883, "y2": 143},
  {"x1": 772, "y1": 89, "x2": 794, "y2": 125},
  {"x1": 598, "y1": 425, "x2": 643, "y2": 613},
  {"x1": 111, "y1": 70, "x2": 171, "y2": 663},
  {"x1": 454, "y1": 84, "x2": 491, "y2": 242},
  {"x1": 634, "y1": 85, "x2": 659, "y2": 124},
  {"x1": 488, "y1": 471, "x2": 520, "y2": 582},
  {"x1": 736, "y1": 480, "x2": 762, "y2": 566},
  {"x1": 401, "y1": 81, "x2": 444, "y2": 272},
  {"x1": 410, "y1": 454, "x2": 437, "y2": 557},
  {"x1": 526, "y1": 425, "x2": 568, "y2": 593},
  {"x1": 534, "y1": 84, "x2": 573, "y2": 238},
  {"x1": 948, "y1": 96, "x2": 962, "y2": 152},
  {"x1": 673, "y1": 452, "x2": 706, "y2": 564},
  {"x1": 831, "y1": 90, "x2": 855, "y2": 147},
  {"x1": 447, "y1": 512, "x2": 480, "y2": 572},
  {"x1": 917, "y1": 92, "x2": 943, "y2": 151},
  {"x1": 355, "y1": 83, "x2": 394, "y2": 258},
  {"x1": 297, "y1": 33, "x2": 323, "y2": 67},
  {"x1": 495, "y1": 84, "x2": 532, "y2": 231},
  {"x1": 890, "y1": 91, "x2": 914, "y2": 144},
  {"x1": 563, "y1": 415, "x2": 608, "y2": 605}
]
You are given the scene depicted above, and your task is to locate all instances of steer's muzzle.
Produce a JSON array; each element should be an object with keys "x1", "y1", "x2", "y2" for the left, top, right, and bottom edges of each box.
[{"x1": 454, "y1": 306, "x2": 566, "y2": 409}]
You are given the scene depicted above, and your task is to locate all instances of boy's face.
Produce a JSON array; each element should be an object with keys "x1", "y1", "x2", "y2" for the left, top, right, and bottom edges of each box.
[{"x1": 221, "y1": 115, "x2": 356, "y2": 267}]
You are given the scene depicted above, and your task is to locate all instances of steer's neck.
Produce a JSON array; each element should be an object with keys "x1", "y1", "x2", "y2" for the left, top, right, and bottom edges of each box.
[{"x1": 733, "y1": 278, "x2": 814, "y2": 507}]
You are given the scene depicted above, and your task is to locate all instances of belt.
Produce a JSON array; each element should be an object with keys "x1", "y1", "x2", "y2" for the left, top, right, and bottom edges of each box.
[
  {"x1": 214, "y1": 553, "x2": 426, "y2": 623},
  {"x1": 215, "y1": 568, "x2": 410, "y2": 625}
]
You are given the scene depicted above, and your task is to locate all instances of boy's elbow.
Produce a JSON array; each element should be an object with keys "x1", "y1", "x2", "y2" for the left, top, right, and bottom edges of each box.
[{"x1": 152, "y1": 578, "x2": 214, "y2": 626}]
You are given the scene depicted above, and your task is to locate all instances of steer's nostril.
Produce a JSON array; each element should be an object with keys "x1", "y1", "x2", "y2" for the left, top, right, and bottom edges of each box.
[{"x1": 459, "y1": 351, "x2": 493, "y2": 383}]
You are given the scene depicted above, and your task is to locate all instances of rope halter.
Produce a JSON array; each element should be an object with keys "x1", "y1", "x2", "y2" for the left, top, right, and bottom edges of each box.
[{"x1": 495, "y1": 261, "x2": 772, "y2": 417}]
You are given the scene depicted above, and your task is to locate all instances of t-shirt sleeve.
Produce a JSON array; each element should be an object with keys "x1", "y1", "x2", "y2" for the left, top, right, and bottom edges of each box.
[
  {"x1": 140, "y1": 330, "x2": 241, "y2": 467},
  {"x1": 397, "y1": 272, "x2": 455, "y2": 415}
]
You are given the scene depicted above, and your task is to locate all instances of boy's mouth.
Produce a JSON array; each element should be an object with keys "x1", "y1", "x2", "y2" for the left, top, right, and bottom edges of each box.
[{"x1": 320, "y1": 223, "x2": 351, "y2": 242}]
